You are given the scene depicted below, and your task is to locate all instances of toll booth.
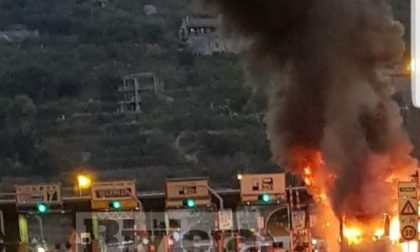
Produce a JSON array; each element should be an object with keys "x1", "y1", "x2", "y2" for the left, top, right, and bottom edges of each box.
[
  {"x1": 237, "y1": 173, "x2": 289, "y2": 250},
  {"x1": 76, "y1": 180, "x2": 144, "y2": 252},
  {"x1": 14, "y1": 183, "x2": 74, "y2": 251},
  {"x1": 164, "y1": 177, "x2": 215, "y2": 252},
  {"x1": 165, "y1": 177, "x2": 211, "y2": 209}
]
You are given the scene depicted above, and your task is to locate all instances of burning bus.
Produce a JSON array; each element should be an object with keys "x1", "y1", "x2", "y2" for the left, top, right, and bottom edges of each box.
[
  {"x1": 339, "y1": 213, "x2": 411, "y2": 252},
  {"x1": 340, "y1": 214, "x2": 387, "y2": 246}
]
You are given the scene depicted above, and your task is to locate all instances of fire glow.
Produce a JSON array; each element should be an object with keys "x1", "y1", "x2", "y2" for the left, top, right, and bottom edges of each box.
[
  {"x1": 292, "y1": 147, "x2": 416, "y2": 250},
  {"x1": 339, "y1": 217, "x2": 408, "y2": 252},
  {"x1": 341, "y1": 217, "x2": 385, "y2": 245},
  {"x1": 389, "y1": 216, "x2": 400, "y2": 243},
  {"x1": 343, "y1": 225, "x2": 362, "y2": 245},
  {"x1": 215, "y1": 0, "x2": 419, "y2": 250},
  {"x1": 373, "y1": 228, "x2": 385, "y2": 240}
]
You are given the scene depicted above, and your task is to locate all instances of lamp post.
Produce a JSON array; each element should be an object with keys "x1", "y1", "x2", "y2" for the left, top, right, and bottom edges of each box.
[{"x1": 77, "y1": 174, "x2": 92, "y2": 197}]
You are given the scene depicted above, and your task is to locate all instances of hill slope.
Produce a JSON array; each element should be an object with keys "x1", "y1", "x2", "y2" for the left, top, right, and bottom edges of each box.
[{"x1": 0, "y1": 0, "x2": 412, "y2": 190}]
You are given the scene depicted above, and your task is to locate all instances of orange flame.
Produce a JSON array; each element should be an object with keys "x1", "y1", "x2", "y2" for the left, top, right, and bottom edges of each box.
[
  {"x1": 343, "y1": 225, "x2": 363, "y2": 245},
  {"x1": 289, "y1": 146, "x2": 417, "y2": 250},
  {"x1": 290, "y1": 147, "x2": 331, "y2": 196},
  {"x1": 304, "y1": 166, "x2": 311, "y2": 175},
  {"x1": 389, "y1": 215, "x2": 400, "y2": 243},
  {"x1": 319, "y1": 193, "x2": 327, "y2": 201}
]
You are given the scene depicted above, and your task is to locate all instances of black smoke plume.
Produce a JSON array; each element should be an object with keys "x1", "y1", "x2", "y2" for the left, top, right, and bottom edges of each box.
[{"x1": 214, "y1": 0, "x2": 415, "y2": 219}]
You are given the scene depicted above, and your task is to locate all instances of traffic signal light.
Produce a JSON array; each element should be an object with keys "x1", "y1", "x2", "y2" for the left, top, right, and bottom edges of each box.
[
  {"x1": 36, "y1": 203, "x2": 48, "y2": 213},
  {"x1": 258, "y1": 193, "x2": 271, "y2": 203},
  {"x1": 109, "y1": 200, "x2": 122, "y2": 210},
  {"x1": 183, "y1": 198, "x2": 196, "y2": 208}
]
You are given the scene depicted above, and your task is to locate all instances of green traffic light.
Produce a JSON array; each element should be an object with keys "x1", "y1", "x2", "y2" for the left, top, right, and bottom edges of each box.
[
  {"x1": 36, "y1": 203, "x2": 48, "y2": 213},
  {"x1": 184, "y1": 198, "x2": 196, "y2": 208},
  {"x1": 260, "y1": 193, "x2": 270, "y2": 203},
  {"x1": 109, "y1": 200, "x2": 122, "y2": 210}
]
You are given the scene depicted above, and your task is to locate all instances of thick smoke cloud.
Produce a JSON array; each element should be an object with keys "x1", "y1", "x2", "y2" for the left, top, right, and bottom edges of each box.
[{"x1": 215, "y1": 0, "x2": 416, "y2": 220}]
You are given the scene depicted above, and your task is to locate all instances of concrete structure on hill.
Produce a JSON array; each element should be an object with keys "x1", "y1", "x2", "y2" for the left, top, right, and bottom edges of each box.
[
  {"x1": 178, "y1": 15, "x2": 228, "y2": 56},
  {"x1": 117, "y1": 73, "x2": 162, "y2": 113}
]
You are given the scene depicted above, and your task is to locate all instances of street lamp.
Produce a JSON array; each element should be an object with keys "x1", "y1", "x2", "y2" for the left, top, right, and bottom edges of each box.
[{"x1": 77, "y1": 174, "x2": 92, "y2": 197}]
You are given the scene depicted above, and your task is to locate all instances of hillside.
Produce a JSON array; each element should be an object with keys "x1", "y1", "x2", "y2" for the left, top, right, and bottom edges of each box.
[
  {"x1": 0, "y1": 0, "x2": 274, "y2": 190},
  {"x1": 0, "y1": 0, "x2": 413, "y2": 190}
]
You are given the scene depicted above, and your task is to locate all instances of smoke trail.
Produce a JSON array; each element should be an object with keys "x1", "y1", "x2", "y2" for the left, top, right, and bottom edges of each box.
[{"x1": 214, "y1": 0, "x2": 416, "y2": 221}]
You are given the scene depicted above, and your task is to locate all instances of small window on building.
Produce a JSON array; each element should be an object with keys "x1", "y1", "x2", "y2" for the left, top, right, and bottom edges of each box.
[{"x1": 179, "y1": 185, "x2": 197, "y2": 195}]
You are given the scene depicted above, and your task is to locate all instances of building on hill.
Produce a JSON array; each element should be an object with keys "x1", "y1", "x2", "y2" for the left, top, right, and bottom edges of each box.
[
  {"x1": 117, "y1": 73, "x2": 162, "y2": 113},
  {"x1": 178, "y1": 15, "x2": 227, "y2": 56},
  {"x1": 178, "y1": 15, "x2": 250, "y2": 55}
]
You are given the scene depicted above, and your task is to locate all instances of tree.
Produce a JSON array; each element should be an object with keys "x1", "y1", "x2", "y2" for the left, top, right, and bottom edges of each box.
[
  {"x1": 141, "y1": 23, "x2": 164, "y2": 44},
  {"x1": 0, "y1": 65, "x2": 58, "y2": 103},
  {"x1": 0, "y1": 95, "x2": 52, "y2": 175},
  {"x1": 0, "y1": 96, "x2": 35, "y2": 165}
]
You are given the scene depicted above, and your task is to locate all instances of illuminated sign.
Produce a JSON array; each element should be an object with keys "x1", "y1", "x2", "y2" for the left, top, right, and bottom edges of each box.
[
  {"x1": 91, "y1": 181, "x2": 135, "y2": 201},
  {"x1": 91, "y1": 181, "x2": 137, "y2": 210}
]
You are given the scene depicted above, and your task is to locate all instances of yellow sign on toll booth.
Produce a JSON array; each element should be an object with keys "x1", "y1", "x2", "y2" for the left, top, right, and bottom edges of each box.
[{"x1": 91, "y1": 181, "x2": 137, "y2": 210}]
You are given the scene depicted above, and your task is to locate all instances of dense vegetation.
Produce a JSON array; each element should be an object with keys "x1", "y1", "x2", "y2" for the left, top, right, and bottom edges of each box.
[
  {"x1": 0, "y1": 0, "x2": 274, "y2": 190},
  {"x1": 0, "y1": 0, "x2": 412, "y2": 190}
]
